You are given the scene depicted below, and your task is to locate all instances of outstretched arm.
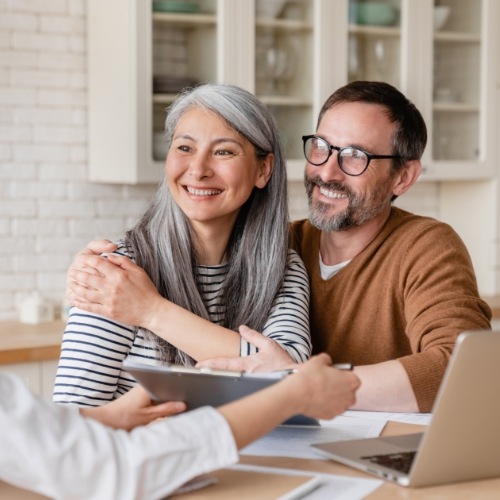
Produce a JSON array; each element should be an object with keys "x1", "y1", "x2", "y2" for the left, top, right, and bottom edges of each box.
[
  {"x1": 218, "y1": 353, "x2": 360, "y2": 448},
  {"x1": 1, "y1": 355, "x2": 359, "y2": 499}
]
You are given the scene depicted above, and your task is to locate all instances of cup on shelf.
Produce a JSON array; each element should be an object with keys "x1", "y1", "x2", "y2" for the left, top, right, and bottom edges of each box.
[
  {"x1": 434, "y1": 5, "x2": 451, "y2": 31},
  {"x1": 256, "y1": 0, "x2": 288, "y2": 19}
]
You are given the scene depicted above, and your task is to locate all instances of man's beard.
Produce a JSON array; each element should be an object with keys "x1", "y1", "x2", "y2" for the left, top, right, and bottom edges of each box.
[{"x1": 304, "y1": 174, "x2": 392, "y2": 232}]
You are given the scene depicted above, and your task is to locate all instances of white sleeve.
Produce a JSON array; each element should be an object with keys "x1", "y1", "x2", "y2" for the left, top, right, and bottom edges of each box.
[
  {"x1": 240, "y1": 249, "x2": 311, "y2": 362},
  {"x1": 0, "y1": 373, "x2": 238, "y2": 500}
]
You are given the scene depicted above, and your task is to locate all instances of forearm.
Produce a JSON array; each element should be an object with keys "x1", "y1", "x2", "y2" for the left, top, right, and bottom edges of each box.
[
  {"x1": 351, "y1": 360, "x2": 419, "y2": 412},
  {"x1": 217, "y1": 376, "x2": 306, "y2": 448},
  {"x1": 145, "y1": 298, "x2": 241, "y2": 361}
]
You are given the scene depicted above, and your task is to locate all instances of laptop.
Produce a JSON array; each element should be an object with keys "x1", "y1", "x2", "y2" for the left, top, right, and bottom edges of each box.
[{"x1": 311, "y1": 331, "x2": 500, "y2": 487}]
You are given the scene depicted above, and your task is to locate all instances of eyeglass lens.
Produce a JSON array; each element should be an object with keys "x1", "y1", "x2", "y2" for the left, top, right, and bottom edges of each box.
[{"x1": 304, "y1": 136, "x2": 369, "y2": 175}]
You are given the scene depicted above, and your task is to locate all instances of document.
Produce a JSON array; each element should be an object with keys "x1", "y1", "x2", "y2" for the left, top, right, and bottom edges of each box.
[
  {"x1": 241, "y1": 414, "x2": 386, "y2": 460},
  {"x1": 342, "y1": 410, "x2": 432, "y2": 425}
]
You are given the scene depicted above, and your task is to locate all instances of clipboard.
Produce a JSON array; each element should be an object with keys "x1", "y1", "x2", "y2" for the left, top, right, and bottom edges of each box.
[{"x1": 123, "y1": 359, "x2": 319, "y2": 426}]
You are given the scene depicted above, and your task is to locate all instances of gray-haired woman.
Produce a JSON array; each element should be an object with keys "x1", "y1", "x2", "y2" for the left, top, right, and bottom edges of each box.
[{"x1": 54, "y1": 83, "x2": 311, "y2": 407}]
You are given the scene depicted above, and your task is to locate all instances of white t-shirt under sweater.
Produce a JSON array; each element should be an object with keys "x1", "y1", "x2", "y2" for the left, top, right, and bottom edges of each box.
[{"x1": 53, "y1": 248, "x2": 310, "y2": 407}]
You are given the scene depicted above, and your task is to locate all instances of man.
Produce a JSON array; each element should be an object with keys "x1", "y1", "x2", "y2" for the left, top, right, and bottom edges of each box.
[
  {"x1": 199, "y1": 81, "x2": 491, "y2": 413},
  {"x1": 0, "y1": 354, "x2": 359, "y2": 499}
]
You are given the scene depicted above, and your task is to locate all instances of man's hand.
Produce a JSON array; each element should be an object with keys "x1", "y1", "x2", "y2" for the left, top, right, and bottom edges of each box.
[
  {"x1": 67, "y1": 245, "x2": 165, "y2": 330},
  {"x1": 80, "y1": 386, "x2": 187, "y2": 431},
  {"x1": 196, "y1": 325, "x2": 296, "y2": 372},
  {"x1": 65, "y1": 239, "x2": 118, "y2": 303}
]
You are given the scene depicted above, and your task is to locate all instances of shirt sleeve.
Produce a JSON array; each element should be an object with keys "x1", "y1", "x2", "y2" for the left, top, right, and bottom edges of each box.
[
  {"x1": 1, "y1": 373, "x2": 238, "y2": 500},
  {"x1": 240, "y1": 249, "x2": 312, "y2": 362},
  {"x1": 52, "y1": 307, "x2": 139, "y2": 406}
]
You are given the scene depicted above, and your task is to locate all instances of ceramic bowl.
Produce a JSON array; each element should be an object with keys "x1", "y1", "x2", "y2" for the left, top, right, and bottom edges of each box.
[
  {"x1": 256, "y1": 0, "x2": 287, "y2": 19},
  {"x1": 434, "y1": 6, "x2": 451, "y2": 31},
  {"x1": 357, "y1": 2, "x2": 397, "y2": 26}
]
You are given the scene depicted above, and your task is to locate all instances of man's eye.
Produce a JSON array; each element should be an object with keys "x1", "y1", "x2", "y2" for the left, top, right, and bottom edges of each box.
[{"x1": 343, "y1": 148, "x2": 363, "y2": 159}]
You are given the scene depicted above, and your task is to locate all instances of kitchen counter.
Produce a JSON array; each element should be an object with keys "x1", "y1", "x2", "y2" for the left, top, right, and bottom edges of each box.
[
  {"x1": 0, "y1": 295, "x2": 498, "y2": 367},
  {"x1": 0, "y1": 320, "x2": 64, "y2": 365}
]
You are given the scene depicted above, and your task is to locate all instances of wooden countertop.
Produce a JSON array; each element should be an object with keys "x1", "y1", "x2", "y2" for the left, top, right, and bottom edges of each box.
[
  {"x1": 0, "y1": 294, "x2": 498, "y2": 367},
  {"x1": 0, "y1": 320, "x2": 64, "y2": 365}
]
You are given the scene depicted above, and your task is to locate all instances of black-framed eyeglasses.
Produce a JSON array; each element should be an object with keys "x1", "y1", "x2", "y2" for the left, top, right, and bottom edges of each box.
[{"x1": 302, "y1": 135, "x2": 401, "y2": 177}]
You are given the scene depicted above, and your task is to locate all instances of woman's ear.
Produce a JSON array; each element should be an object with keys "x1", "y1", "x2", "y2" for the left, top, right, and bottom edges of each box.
[
  {"x1": 255, "y1": 153, "x2": 275, "y2": 189},
  {"x1": 392, "y1": 160, "x2": 423, "y2": 198}
]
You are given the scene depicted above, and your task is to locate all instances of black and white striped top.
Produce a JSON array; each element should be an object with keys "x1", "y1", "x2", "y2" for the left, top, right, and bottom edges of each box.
[{"x1": 53, "y1": 249, "x2": 311, "y2": 407}]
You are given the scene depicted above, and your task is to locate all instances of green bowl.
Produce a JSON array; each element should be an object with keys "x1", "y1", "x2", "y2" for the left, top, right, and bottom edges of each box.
[
  {"x1": 153, "y1": 1, "x2": 200, "y2": 13},
  {"x1": 357, "y1": 2, "x2": 397, "y2": 26}
]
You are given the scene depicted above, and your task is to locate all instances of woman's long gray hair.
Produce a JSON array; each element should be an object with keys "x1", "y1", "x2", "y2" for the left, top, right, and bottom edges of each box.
[{"x1": 125, "y1": 83, "x2": 289, "y2": 365}]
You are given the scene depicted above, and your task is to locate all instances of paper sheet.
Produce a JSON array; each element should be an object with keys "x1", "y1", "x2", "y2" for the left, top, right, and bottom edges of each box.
[
  {"x1": 342, "y1": 410, "x2": 432, "y2": 425},
  {"x1": 241, "y1": 415, "x2": 386, "y2": 460}
]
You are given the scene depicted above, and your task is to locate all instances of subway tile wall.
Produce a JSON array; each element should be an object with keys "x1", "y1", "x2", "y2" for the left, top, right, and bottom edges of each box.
[{"x1": 0, "y1": 0, "x2": 439, "y2": 322}]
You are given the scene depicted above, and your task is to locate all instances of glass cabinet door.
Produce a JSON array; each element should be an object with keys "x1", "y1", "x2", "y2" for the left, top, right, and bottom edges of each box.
[
  {"x1": 151, "y1": 0, "x2": 218, "y2": 163},
  {"x1": 347, "y1": 0, "x2": 402, "y2": 88},
  {"x1": 432, "y1": 0, "x2": 481, "y2": 163},
  {"x1": 254, "y1": 0, "x2": 314, "y2": 168}
]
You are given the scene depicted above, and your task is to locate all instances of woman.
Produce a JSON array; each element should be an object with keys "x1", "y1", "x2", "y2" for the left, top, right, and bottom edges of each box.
[{"x1": 54, "y1": 83, "x2": 310, "y2": 407}]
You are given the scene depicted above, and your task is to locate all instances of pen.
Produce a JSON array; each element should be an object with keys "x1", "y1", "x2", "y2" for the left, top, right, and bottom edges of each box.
[{"x1": 277, "y1": 363, "x2": 354, "y2": 375}]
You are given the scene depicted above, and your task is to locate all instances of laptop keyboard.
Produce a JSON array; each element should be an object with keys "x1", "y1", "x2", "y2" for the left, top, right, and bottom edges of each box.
[{"x1": 361, "y1": 451, "x2": 417, "y2": 474}]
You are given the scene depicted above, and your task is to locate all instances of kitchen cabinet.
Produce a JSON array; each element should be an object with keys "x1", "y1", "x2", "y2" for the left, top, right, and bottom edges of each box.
[
  {"x1": 0, "y1": 360, "x2": 58, "y2": 401},
  {"x1": 87, "y1": 0, "x2": 497, "y2": 183},
  {"x1": 0, "y1": 320, "x2": 63, "y2": 401},
  {"x1": 346, "y1": 0, "x2": 498, "y2": 180}
]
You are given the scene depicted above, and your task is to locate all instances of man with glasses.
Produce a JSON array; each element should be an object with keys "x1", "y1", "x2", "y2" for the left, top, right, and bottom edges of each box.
[
  {"x1": 287, "y1": 81, "x2": 491, "y2": 413},
  {"x1": 199, "y1": 81, "x2": 490, "y2": 413}
]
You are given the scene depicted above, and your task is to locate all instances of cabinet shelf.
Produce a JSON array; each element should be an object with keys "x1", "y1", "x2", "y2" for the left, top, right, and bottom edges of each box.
[
  {"x1": 259, "y1": 95, "x2": 312, "y2": 107},
  {"x1": 256, "y1": 18, "x2": 312, "y2": 32},
  {"x1": 348, "y1": 24, "x2": 400, "y2": 37},
  {"x1": 153, "y1": 93, "x2": 182, "y2": 104},
  {"x1": 433, "y1": 102, "x2": 479, "y2": 113},
  {"x1": 152, "y1": 12, "x2": 216, "y2": 26},
  {"x1": 434, "y1": 31, "x2": 481, "y2": 43}
]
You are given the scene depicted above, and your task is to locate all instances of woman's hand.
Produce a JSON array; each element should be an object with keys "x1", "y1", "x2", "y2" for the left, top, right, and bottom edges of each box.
[
  {"x1": 67, "y1": 247, "x2": 165, "y2": 330},
  {"x1": 80, "y1": 386, "x2": 187, "y2": 431}
]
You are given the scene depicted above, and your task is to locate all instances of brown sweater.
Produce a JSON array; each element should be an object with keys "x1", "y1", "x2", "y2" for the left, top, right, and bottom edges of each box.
[{"x1": 290, "y1": 207, "x2": 491, "y2": 412}]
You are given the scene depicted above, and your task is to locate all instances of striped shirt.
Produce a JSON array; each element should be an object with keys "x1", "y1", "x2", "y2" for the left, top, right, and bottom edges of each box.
[{"x1": 53, "y1": 249, "x2": 310, "y2": 407}]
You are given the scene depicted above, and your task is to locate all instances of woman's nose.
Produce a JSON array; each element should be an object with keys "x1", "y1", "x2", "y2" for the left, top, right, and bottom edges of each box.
[{"x1": 187, "y1": 152, "x2": 213, "y2": 179}]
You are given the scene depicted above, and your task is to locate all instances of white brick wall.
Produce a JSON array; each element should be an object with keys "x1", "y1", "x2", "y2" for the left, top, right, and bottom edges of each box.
[
  {"x1": 0, "y1": 0, "x2": 156, "y2": 321},
  {"x1": 0, "y1": 0, "x2": 440, "y2": 322}
]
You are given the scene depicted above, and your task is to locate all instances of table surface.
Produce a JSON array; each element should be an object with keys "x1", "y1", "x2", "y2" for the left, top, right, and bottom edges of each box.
[
  {"x1": 0, "y1": 320, "x2": 64, "y2": 364},
  {"x1": 2, "y1": 420, "x2": 500, "y2": 499}
]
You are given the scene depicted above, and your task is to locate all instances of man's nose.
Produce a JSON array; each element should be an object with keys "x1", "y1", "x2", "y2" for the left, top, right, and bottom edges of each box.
[{"x1": 315, "y1": 152, "x2": 345, "y2": 183}]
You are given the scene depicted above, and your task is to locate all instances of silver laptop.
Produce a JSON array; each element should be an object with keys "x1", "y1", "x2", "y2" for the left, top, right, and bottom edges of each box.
[{"x1": 311, "y1": 331, "x2": 500, "y2": 487}]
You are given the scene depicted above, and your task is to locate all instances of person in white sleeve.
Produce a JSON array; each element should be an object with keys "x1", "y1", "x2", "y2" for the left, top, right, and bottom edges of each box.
[{"x1": 0, "y1": 354, "x2": 359, "y2": 500}]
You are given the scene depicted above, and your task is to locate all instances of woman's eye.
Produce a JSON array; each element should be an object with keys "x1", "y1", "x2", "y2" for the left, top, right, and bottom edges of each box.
[
  {"x1": 215, "y1": 149, "x2": 234, "y2": 156},
  {"x1": 177, "y1": 145, "x2": 191, "y2": 153}
]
